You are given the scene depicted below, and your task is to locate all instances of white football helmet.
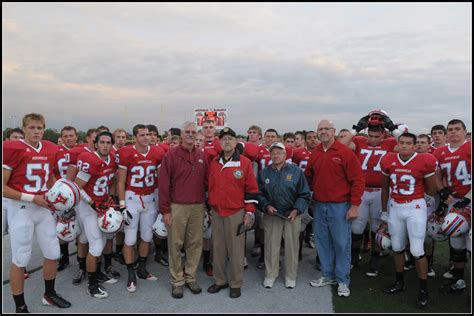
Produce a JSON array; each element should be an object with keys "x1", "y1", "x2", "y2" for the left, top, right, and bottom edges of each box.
[
  {"x1": 426, "y1": 214, "x2": 448, "y2": 242},
  {"x1": 375, "y1": 223, "x2": 391, "y2": 250},
  {"x1": 300, "y1": 212, "x2": 313, "y2": 232},
  {"x1": 97, "y1": 207, "x2": 124, "y2": 233},
  {"x1": 203, "y1": 211, "x2": 211, "y2": 232},
  {"x1": 56, "y1": 218, "x2": 81, "y2": 242},
  {"x1": 46, "y1": 179, "x2": 81, "y2": 214},
  {"x1": 441, "y1": 207, "x2": 471, "y2": 237},
  {"x1": 152, "y1": 213, "x2": 168, "y2": 239}
]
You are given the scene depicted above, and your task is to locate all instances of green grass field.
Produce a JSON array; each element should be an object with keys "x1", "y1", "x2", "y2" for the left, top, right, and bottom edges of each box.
[{"x1": 333, "y1": 241, "x2": 471, "y2": 313}]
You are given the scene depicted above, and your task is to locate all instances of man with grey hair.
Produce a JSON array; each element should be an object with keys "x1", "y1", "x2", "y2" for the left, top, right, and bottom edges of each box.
[
  {"x1": 159, "y1": 122, "x2": 209, "y2": 299},
  {"x1": 305, "y1": 120, "x2": 365, "y2": 298}
]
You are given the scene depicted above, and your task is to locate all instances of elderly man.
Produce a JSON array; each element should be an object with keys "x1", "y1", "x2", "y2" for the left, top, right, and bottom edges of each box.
[
  {"x1": 207, "y1": 127, "x2": 259, "y2": 298},
  {"x1": 305, "y1": 120, "x2": 365, "y2": 298},
  {"x1": 159, "y1": 122, "x2": 208, "y2": 299},
  {"x1": 258, "y1": 142, "x2": 311, "y2": 289}
]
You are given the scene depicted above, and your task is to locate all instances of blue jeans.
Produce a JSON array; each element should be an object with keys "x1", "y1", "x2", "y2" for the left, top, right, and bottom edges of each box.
[{"x1": 313, "y1": 201, "x2": 351, "y2": 285}]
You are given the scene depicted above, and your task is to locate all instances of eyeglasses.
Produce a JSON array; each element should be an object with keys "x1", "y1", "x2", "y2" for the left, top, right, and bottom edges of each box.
[
  {"x1": 184, "y1": 131, "x2": 197, "y2": 134},
  {"x1": 203, "y1": 126, "x2": 215, "y2": 129}
]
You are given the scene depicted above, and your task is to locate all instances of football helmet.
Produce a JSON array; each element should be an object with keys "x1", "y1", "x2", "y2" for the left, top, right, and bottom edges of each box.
[
  {"x1": 152, "y1": 213, "x2": 168, "y2": 239},
  {"x1": 46, "y1": 179, "x2": 81, "y2": 214},
  {"x1": 97, "y1": 207, "x2": 124, "y2": 233},
  {"x1": 426, "y1": 214, "x2": 448, "y2": 241},
  {"x1": 395, "y1": 122, "x2": 409, "y2": 134},
  {"x1": 375, "y1": 222, "x2": 391, "y2": 250},
  {"x1": 367, "y1": 109, "x2": 388, "y2": 126},
  {"x1": 56, "y1": 218, "x2": 81, "y2": 242},
  {"x1": 441, "y1": 206, "x2": 471, "y2": 237}
]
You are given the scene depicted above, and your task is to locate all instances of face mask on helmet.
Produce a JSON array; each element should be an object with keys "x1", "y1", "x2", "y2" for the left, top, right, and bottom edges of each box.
[
  {"x1": 97, "y1": 207, "x2": 123, "y2": 233},
  {"x1": 56, "y1": 218, "x2": 81, "y2": 242},
  {"x1": 375, "y1": 223, "x2": 391, "y2": 250},
  {"x1": 426, "y1": 214, "x2": 448, "y2": 242},
  {"x1": 152, "y1": 213, "x2": 168, "y2": 239}
]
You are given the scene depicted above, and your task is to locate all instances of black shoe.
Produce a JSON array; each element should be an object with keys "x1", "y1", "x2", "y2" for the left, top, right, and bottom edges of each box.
[
  {"x1": 127, "y1": 269, "x2": 137, "y2": 293},
  {"x1": 207, "y1": 283, "x2": 229, "y2": 293},
  {"x1": 383, "y1": 282, "x2": 404, "y2": 294},
  {"x1": 298, "y1": 252, "x2": 302, "y2": 262},
  {"x1": 57, "y1": 257, "x2": 70, "y2": 272},
  {"x1": 72, "y1": 269, "x2": 86, "y2": 285},
  {"x1": 105, "y1": 266, "x2": 120, "y2": 279},
  {"x1": 87, "y1": 282, "x2": 108, "y2": 299},
  {"x1": 229, "y1": 287, "x2": 241, "y2": 298},
  {"x1": 96, "y1": 270, "x2": 118, "y2": 284},
  {"x1": 417, "y1": 289, "x2": 428, "y2": 307},
  {"x1": 15, "y1": 305, "x2": 29, "y2": 313},
  {"x1": 42, "y1": 291, "x2": 71, "y2": 308}
]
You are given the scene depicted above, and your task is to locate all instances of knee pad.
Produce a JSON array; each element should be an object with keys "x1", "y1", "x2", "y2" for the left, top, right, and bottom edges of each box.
[
  {"x1": 413, "y1": 254, "x2": 425, "y2": 261},
  {"x1": 79, "y1": 232, "x2": 88, "y2": 244},
  {"x1": 89, "y1": 238, "x2": 105, "y2": 257},
  {"x1": 451, "y1": 247, "x2": 467, "y2": 263},
  {"x1": 124, "y1": 227, "x2": 138, "y2": 246},
  {"x1": 13, "y1": 245, "x2": 32, "y2": 267}
]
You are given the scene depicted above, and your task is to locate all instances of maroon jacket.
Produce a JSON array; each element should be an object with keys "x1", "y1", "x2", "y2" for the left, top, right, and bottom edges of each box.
[{"x1": 158, "y1": 145, "x2": 208, "y2": 214}]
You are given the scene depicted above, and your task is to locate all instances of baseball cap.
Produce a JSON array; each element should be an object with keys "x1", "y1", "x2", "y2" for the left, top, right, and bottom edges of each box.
[
  {"x1": 269, "y1": 142, "x2": 286, "y2": 151},
  {"x1": 219, "y1": 127, "x2": 237, "y2": 139}
]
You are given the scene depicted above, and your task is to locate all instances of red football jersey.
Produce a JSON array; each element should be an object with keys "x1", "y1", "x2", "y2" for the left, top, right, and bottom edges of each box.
[
  {"x1": 76, "y1": 151, "x2": 117, "y2": 203},
  {"x1": 67, "y1": 145, "x2": 93, "y2": 168},
  {"x1": 353, "y1": 136, "x2": 397, "y2": 188},
  {"x1": 433, "y1": 141, "x2": 471, "y2": 198},
  {"x1": 204, "y1": 138, "x2": 223, "y2": 164},
  {"x1": 3, "y1": 140, "x2": 58, "y2": 194},
  {"x1": 381, "y1": 152, "x2": 438, "y2": 203},
  {"x1": 238, "y1": 141, "x2": 259, "y2": 162},
  {"x1": 116, "y1": 145, "x2": 165, "y2": 195},
  {"x1": 55, "y1": 145, "x2": 74, "y2": 179},
  {"x1": 292, "y1": 147, "x2": 312, "y2": 171}
]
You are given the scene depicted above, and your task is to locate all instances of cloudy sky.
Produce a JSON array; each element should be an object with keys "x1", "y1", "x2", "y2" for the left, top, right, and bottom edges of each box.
[{"x1": 3, "y1": 3, "x2": 472, "y2": 135}]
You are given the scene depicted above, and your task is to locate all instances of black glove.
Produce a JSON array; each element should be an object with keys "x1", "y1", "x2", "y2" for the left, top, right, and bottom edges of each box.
[
  {"x1": 383, "y1": 116, "x2": 397, "y2": 132},
  {"x1": 352, "y1": 115, "x2": 370, "y2": 133},
  {"x1": 110, "y1": 194, "x2": 119, "y2": 205},
  {"x1": 91, "y1": 201, "x2": 108, "y2": 214},
  {"x1": 453, "y1": 197, "x2": 471, "y2": 209},
  {"x1": 120, "y1": 207, "x2": 133, "y2": 225},
  {"x1": 434, "y1": 201, "x2": 448, "y2": 217},
  {"x1": 439, "y1": 187, "x2": 452, "y2": 202}
]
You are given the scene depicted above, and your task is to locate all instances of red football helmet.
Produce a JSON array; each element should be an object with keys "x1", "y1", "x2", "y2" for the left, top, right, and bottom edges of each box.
[{"x1": 367, "y1": 109, "x2": 388, "y2": 126}]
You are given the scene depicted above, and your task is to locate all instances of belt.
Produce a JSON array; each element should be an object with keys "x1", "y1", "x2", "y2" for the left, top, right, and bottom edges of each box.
[{"x1": 365, "y1": 188, "x2": 381, "y2": 192}]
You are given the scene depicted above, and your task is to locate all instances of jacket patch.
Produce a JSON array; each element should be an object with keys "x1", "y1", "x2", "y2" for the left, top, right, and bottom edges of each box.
[
  {"x1": 233, "y1": 170, "x2": 243, "y2": 179},
  {"x1": 286, "y1": 174, "x2": 293, "y2": 181}
]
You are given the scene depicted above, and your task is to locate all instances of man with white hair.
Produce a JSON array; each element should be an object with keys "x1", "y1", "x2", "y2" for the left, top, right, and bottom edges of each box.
[{"x1": 159, "y1": 122, "x2": 208, "y2": 299}]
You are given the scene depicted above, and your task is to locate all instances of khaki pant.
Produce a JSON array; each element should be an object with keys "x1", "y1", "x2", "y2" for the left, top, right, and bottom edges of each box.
[
  {"x1": 212, "y1": 209, "x2": 245, "y2": 289},
  {"x1": 167, "y1": 203, "x2": 204, "y2": 286},
  {"x1": 263, "y1": 213, "x2": 301, "y2": 281}
]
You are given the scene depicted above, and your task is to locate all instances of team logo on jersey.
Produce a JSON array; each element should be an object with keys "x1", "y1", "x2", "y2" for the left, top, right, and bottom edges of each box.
[
  {"x1": 416, "y1": 204, "x2": 420, "y2": 209},
  {"x1": 198, "y1": 159, "x2": 204, "y2": 164},
  {"x1": 332, "y1": 157, "x2": 342, "y2": 163},
  {"x1": 21, "y1": 205, "x2": 26, "y2": 209},
  {"x1": 233, "y1": 170, "x2": 243, "y2": 179},
  {"x1": 265, "y1": 178, "x2": 270, "y2": 184},
  {"x1": 286, "y1": 174, "x2": 293, "y2": 181},
  {"x1": 26, "y1": 148, "x2": 31, "y2": 152}
]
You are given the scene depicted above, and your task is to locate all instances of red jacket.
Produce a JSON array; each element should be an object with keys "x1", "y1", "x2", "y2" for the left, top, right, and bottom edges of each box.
[
  {"x1": 304, "y1": 140, "x2": 365, "y2": 206},
  {"x1": 208, "y1": 150, "x2": 259, "y2": 217},
  {"x1": 158, "y1": 145, "x2": 208, "y2": 214}
]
